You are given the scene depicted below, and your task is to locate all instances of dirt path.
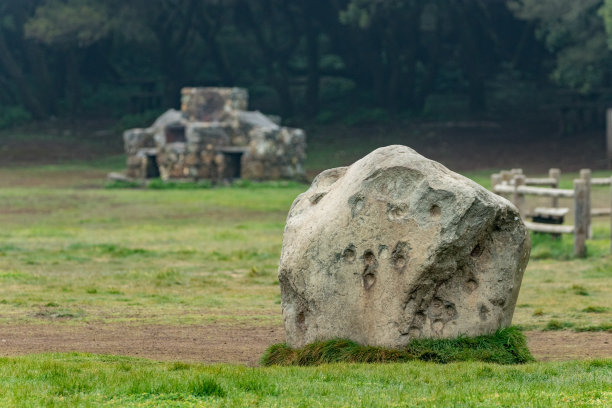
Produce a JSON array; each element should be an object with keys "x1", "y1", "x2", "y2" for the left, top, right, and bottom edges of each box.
[
  {"x1": 526, "y1": 330, "x2": 612, "y2": 361},
  {"x1": 0, "y1": 324, "x2": 284, "y2": 366},
  {"x1": 0, "y1": 324, "x2": 610, "y2": 365}
]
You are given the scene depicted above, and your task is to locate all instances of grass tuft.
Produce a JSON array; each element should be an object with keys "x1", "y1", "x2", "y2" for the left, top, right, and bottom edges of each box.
[
  {"x1": 582, "y1": 306, "x2": 608, "y2": 313},
  {"x1": 261, "y1": 327, "x2": 533, "y2": 366},
  {"x1": 574, "y1": 324, "x2": 612, "y2": 332},
  {"x1": 571, "y1": 284, "x2": 590, "y2": 296},
  {"x1": 186, "y1": 375, "x2": 226, "y2": 397},
  {"x1": 147, "y1": 179, "x2": 212, "y2": 190},
  {"x1": 544, "y1": 320, "x2": 575, "y2": 331},
  {"x1": 529, "y1": 233, "x2": 573, "y2": 260},
  {"x1": 105, "y1": 180, "x2": 144, "y2": 189}
]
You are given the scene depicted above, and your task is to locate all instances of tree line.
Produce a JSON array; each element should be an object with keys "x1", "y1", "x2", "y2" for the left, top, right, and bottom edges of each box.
[{"x1": 2, "y1": 0, "x2": 612, "y2": 125}]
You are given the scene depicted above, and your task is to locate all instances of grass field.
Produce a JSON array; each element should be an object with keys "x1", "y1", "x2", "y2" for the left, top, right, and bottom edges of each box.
[
  {"x1": 0, "y1": 158, "x2": 611, "y2": 406},
  {"x1": 1, "y1": 164, "x2": 610, "y2": 331},
  {"x1": 0, "y1": 354, "x2": 610, "y2": 407}
]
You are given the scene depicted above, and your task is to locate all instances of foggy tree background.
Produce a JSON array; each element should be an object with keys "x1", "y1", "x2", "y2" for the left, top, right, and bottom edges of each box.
[{"x1": 2, "y1": 0, "x2": 612, "y2": 129}]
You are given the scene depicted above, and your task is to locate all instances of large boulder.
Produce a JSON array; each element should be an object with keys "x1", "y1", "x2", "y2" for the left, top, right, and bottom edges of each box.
[{"x1": 279, "y1": 145, "x2": 530, "y2": 348}]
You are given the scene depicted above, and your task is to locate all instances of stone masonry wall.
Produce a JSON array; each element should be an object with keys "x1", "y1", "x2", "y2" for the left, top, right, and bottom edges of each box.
[
  {"x1": 123, "y1": 128, "x2": 155, "y2": 178},
  {"x1": 242, "y1": 127, "x2": 306, "y2": 181},
  {"x1": 121, "y1": 87, "x2": 306, "y2": 182}
]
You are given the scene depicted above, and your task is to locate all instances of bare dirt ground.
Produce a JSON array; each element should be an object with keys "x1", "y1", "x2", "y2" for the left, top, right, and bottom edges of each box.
[
  {"x1": 305, "y1": 120, "x2": 609, "y2": 176},
  {"x1": 0, "y1": 118, "x2": 608, "y2": 173},
  {"x1": 0, "y1": 120, "x2": 121, "y2": 166},
  {"x1": 526, "y1": 331, "x2": 612, "y2": 362},
  {"x1": 0, "y1": 324, "x2": 609, "y2": 365}
]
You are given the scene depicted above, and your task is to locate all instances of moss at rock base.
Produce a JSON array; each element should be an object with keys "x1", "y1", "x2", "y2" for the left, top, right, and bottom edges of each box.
[{"x1": 261, "y1": 327, "x2": 534, "y2": 366}]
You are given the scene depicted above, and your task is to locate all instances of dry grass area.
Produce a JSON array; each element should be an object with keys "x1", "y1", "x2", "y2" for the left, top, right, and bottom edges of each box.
[{"x1": 0, "y1": 164, "x2": 610, "y2": 335}]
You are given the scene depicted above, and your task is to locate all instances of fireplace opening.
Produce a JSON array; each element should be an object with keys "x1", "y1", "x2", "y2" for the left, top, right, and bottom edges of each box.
[
  {"x1": 145, "y1": 154, "x2": 160, "y2": 178},
  {"x1": 165, "y1": 123, "x2": 186, "y2": 143},
  {"x1": 223, "y1": 152, "x2": 243, "y2": 179},
  {"x1": 217, "y1": 146, "x2": 248, "y2": 180}
]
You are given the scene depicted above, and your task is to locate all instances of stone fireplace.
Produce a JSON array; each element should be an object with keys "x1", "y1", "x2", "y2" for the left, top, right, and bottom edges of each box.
[{"x1": 122, "y1": 87, "x2": 306, "y2": 182}]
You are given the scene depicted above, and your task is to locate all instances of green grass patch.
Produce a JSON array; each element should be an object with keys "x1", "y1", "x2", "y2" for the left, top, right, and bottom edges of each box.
[
  {"x1": 0, "y1": 353, "x2": 610, "y2": 407},
  {"x1": 147, "y1": 178, "x2": 213, "y2": 190},
  {"x1": 582, "y1": 306, "x2": 608, "y2": 313},
  {"x1": 230, "y1": 179, "x2": 306, "y2": 189},
  {"x1": 529, "y1": 229, "x2": 611, "y2": 261},
  {"x1": 106, "y1": 178, "x2": 306, "y2": 191},
  {"x1": 261, "y1": 327, "x2": 533, "y2": 366},
  {"x1": 583, "y1": 258, "x2": 612, "y2": 278},
  {"x1": 34, "y1": 306, "x2": 85, "y2": 320},
  {"x1": 571, "y1": 284, "x2": 590, "y2": 296},
  {"x1": 0, "y1": 269, "x2": 31, "y2": 280},
  {"x1": 574, "y1": 324, "x2": 612, "y2": 332},
  {"x1": 105, "y1": 179, "x2": 144, "y2": 189},
  {"x1": 1, "y1": 166, "x2": 611, "y2": 329},
  {"x1": 530, "y1": 233, "x2": 573, "y2": 260},
  {"x1": 544, "y1": 320, "x2": 575, "y2": 331},
  {"x1": 65, "y1": 243, "x2": 151, "y2": 259}
]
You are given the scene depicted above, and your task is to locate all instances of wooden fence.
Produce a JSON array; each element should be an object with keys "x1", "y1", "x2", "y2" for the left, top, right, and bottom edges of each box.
[{"x1": 491, "y1": 168, "x2": 612, "y2": 257}]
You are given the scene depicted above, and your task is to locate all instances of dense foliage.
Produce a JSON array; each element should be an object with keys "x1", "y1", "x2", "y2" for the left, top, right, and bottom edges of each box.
[{"x1": 2, "y1": 0, "x2": 612, "y2": 124}]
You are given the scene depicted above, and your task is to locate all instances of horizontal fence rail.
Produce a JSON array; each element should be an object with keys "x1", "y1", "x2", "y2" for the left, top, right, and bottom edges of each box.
[
  {"x1": 591, "y1": 177, "x2": 612, "y2": 185},
  {"x1": 532, "y1": 207, "x2": 569, "y2": 217},
  {"x1": 493, "y1": 184, "x2": 574, "y2": 198},
  {"x1": 523, "y1": 222, "x2": 574, "y2": 234},
  {"x1": 592, "y1": 208, "x2": 612, "y2": 216},
  {"x1": 491, "y1": 168, "x2": 612, "y2": 256},
  {"x1": 524, "y1": 177, "x2": 557, "y2": 185}
]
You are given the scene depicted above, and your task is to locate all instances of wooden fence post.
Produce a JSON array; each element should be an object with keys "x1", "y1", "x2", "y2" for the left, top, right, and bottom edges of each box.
[
  {"x1": 501, "y1": 171, "x2": 514, "y2": 184},
  {"x1": 513, "y1": 175, "x2": 526, "y2": 217},
  {"x1": 574, "y1": 179, "x2": 588, "y2": 257},
  {"x1": 491, "y1": 173, "x2": 501, "y2": 191},
  {"x1": 580, "y1": 169, "x2": 592, "y2": 238},
  {"x1": 549, "y1": 168, "x2": 561, "y2": 208}
]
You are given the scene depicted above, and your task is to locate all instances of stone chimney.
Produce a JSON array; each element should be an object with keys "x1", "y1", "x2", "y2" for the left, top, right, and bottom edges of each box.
[{"x1": 180, "y1": 87, "x2": 248, "y2": 122}]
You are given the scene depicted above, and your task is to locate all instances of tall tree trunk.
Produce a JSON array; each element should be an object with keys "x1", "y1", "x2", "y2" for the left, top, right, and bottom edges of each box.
[
  {"x1": 152, "y1": 0, "x2": 195, "y2": 109},
  {"x1": 274, "y1": 64, "x2": 295, "y2": 118},
  {"x1": 386, "y1": 28, "x2": 401, "y2": 112},
  {"x1": 304, "y1": 14, "x2": 320, "y2": 117},
  {"x1": 454, "y1": 2, "x2": 487, "y2": 112},
  {"x1": 65, "y1": 49, "x2": 81, "y2": 115},
  {"x1": 414, "y1": 12, "x2": 441, "y2": 113},
  {"x1": 0, "y1": 74, "x2": 17, "y2": 104},
  {"x1": 196, "y1": 4, "x2": 235, "y2": 85},
  {"x1": 159, "y1": 38, "x2": 182, "y2": 109},
  {"x1": 0, "y1": 29, "x2": 46, "y2": 118},
  {"x1": 26, "y1": 42, "x2": 54, "y2": 113},
  {"x1": 208, "y1": 37, "x2": 235, "y2": 85},
  {"x1": 468, "y1": 77, "x2": 486, "y2": 112},
  {"x1": 234, "y1": 0, "x2": 296, "y2": 117},
  {"x1": 365, "y1": 28, "x2": 386, "y2": 107},
  {"x1": 401, "y1": 1, "x2": 423, "y2": 111}
]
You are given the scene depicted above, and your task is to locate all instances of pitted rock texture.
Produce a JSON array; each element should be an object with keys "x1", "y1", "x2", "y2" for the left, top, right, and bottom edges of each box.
[{"x1": 279, "y1": 145, "x2": 530, "y2": 348}]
